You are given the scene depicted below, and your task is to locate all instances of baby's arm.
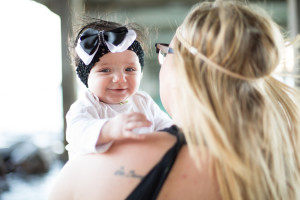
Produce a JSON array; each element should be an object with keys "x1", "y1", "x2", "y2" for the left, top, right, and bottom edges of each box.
[
  {"x1": 98, "y1": 112, "x2": 152, "y2": 145},
  {"x1": 66, "y1": 105, "x2": 109, "y2": 158}
]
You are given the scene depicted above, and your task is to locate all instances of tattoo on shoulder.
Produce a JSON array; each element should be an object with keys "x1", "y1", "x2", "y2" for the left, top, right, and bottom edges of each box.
[{"x1": 114, "y1": 166, "x2": 144, "y2": 180}]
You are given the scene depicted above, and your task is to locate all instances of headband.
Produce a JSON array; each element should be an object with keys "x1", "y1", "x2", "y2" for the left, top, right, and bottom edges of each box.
[
  {"x1": 75, "y1": 27, "x2": 144, "y2": 87},
  {"x1": 175, "y1": 27, "x2": 259, "y2": 81}
]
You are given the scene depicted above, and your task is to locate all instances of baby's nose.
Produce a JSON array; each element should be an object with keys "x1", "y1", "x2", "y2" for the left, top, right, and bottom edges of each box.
[{"x1": 112, "y1": 72, "x2": 126, "y2": 83}]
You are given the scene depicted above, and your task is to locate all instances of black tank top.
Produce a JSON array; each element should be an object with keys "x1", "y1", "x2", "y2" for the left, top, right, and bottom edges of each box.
[{"x1": 126, "y1": 125, "x2": 186, "y2": 200}]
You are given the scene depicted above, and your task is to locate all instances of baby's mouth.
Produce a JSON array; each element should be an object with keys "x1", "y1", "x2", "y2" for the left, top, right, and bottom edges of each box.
[{"x1": 108, "y1": 88, "x2": 128, "y2": 92}]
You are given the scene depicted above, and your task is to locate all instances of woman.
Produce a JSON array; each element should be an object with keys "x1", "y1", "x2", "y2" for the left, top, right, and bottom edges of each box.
[{"x1": 49, "y1": 1, "x2": 300, "y2": 199}]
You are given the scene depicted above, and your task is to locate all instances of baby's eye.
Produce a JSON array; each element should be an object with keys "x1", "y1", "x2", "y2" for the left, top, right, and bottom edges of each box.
[
  {"x1": 100, "y1": 68, "x2": 110, "y2": 72},
  {"x1": 125, "y1": 67, "x2": 136, "y2": 72}
]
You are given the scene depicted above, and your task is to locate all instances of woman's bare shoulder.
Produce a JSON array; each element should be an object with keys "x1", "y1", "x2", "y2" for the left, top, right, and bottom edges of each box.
[
  {"x1": 49, "y1": 131, "x2": 178, "y2": 200},
  {"x1": 110, "y1": 131, "x2": 177, "y2": 152}
]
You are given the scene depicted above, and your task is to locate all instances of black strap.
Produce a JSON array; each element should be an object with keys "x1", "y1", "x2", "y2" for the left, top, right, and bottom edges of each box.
[{"x1": 126, "y1": 125, "x2": 185, "y2": 200}]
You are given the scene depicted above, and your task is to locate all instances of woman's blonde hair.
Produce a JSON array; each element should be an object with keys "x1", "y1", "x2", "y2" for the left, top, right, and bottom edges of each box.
[{"x1": 174, "y1": 1, "x2": 300, "y2": 199}]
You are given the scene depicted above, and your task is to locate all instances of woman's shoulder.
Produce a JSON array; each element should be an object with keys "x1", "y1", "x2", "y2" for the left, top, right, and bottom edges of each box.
[
  {"x1": 49, "y1": 130, "x2": 220, "y2": 200},
  {"x1": 104, "y1": 130, "x2": 179, "y2": 161},
  {"x1": 49, "y1": 131, "x2": 178, "y2": 199}
]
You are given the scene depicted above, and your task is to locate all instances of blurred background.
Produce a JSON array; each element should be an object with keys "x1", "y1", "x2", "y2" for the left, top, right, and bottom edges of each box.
[{"x1": 0, "y1": 0, "x2": 299, "y2": 199}]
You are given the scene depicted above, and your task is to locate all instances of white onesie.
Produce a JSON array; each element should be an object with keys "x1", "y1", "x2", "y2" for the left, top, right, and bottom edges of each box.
[{"x1": 66, "y1": 89, "x2": 173, "y2": 159}]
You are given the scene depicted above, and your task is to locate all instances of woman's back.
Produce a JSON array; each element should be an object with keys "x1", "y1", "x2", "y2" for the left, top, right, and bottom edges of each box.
[{"x1": 49, "y1": 131, "x2": 221, "y2": 200}]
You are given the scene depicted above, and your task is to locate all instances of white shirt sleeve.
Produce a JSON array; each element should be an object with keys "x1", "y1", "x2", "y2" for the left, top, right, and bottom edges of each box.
[{"x1": 65, "y1": 93, "x2": 113, "y2": 159}]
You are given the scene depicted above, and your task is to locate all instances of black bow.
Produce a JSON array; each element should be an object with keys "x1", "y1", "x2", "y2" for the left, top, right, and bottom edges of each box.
[{"x1": 79, "y1": 27, "x2": 129, "y2": 55}]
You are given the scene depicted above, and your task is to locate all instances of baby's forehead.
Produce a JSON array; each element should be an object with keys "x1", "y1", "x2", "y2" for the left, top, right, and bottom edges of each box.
[
  {"x1": 94, "y1": 59, "x2": 141, "y2": 70},
  {"x1": 98, "y1": 61, "x2": 139, "y2": 66},
  {"x1": 97, "y1": 51, "x2": 140, "y2": 65}
]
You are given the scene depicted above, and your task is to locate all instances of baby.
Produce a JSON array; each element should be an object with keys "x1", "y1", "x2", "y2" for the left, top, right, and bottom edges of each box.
[{"x1": 66, "y1": 20, "x2": 173, "y2": 159}]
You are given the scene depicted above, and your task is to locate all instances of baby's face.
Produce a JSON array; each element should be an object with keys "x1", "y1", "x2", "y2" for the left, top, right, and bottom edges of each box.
[{"x1": 88, "y1": 50, "x2": 142, "y2": 104}]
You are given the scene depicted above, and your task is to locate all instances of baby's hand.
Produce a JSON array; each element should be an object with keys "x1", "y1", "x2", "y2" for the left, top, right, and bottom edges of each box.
[{"x1": 98, "y1": 112, "x2": 152, "y2": 144}]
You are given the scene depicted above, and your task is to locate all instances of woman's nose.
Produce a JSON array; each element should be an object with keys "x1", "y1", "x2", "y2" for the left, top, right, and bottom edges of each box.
[{"x1": 112, "y1": 72, "x2": 126, "y2": 83}]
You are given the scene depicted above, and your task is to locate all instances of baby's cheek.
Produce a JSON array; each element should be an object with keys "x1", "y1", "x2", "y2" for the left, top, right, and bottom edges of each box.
[{"x1": 131, "y1": 76, "x2": 141, "y2": 88}]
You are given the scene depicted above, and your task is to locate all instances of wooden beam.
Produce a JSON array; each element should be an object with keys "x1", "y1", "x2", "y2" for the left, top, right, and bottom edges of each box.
[{"x1": 33, "y1": 0, "x2": 77, "y2": 161}]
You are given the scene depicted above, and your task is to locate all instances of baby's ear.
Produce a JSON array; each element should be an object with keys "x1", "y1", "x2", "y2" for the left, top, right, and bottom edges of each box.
[{"x1": 140, "y1": 72, "x2": 143, "y2": 79}]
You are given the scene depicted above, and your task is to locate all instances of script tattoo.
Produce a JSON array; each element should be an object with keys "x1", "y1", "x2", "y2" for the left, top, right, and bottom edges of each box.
[{"x1": 114, "y1": 166, "x2": 144, "y2": 180}]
